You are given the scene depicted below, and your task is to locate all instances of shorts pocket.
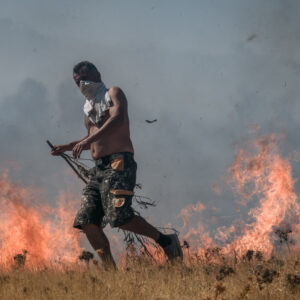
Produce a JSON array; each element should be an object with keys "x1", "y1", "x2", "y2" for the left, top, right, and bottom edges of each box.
[
  {"x1": 110, "y1": 157, "x2": 124, "y2": 171},
  {"x1": 110, "y1": 189, "x2": 134, "y2": 208}
]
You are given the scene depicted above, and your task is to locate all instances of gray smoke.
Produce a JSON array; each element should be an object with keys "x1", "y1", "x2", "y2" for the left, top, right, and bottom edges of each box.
[{"x1": 0, "y1": 0, "x2": 300, "y2": 235}]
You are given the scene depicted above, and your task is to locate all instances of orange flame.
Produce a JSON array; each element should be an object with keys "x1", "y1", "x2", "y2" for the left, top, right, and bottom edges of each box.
[
  {"x1": 0, "y1": 172, "x2": 82, "y2": 269},
  {"x1": 179, "y1": 203, "x2": 205, "y2": 229},
  {"x1": 179, "y1": 133, "x2": 300, "y2": 260},
  {"x1": 225, "y1": 134, "x2": 299, "y2": 257},
  {"x1": 1, "y1": 132, "x2": 299, "y2": 268}
]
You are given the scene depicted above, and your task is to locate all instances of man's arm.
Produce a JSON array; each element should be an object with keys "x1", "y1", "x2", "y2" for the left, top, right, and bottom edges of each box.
[
  {"x1": 72, "y1": 86, "x2": 126, "y2": 158},
  {"x1": 51, "y1": 117, "x2": 90, "y2": 156},
  {"x1": 51, "y1": 136, "x2": 90, "y2": 155}
]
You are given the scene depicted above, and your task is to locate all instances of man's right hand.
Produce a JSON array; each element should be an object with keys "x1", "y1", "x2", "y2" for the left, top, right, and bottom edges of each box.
[{"x1": 51, "y1": 144, "x2": 70, "y2": 156}]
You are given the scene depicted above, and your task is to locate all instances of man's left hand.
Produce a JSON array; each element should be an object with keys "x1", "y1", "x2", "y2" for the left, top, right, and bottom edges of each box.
[{"x1": 72, "y1": 139, "x2": 90, "y2": 158}]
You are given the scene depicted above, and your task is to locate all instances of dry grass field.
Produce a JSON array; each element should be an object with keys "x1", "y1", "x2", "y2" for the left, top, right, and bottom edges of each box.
[{"x1": 1, "y1": 253, "x2": 300, "y2": 300}]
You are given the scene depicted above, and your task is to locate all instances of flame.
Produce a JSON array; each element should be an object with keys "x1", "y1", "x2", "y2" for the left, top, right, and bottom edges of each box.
[
  {"x1": 179, "y1": 203, "x2": 205, "y2": 229},
  {"x1": 180, "y1": 133, "x2": 300, "y2": 260},
  {"x1": 225, "y1": 134, "x2": 299, "y2": 257},
  {"x1": 1, "y1": 131, "x2": 299, "y2": 268},
  {"x1": 0, "y1": 172, "x2": 82, "y2": 269}
]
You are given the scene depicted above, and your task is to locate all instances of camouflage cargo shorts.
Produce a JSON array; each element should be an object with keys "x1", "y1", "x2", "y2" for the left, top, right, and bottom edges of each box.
[{"x1": 73, "y1": 152, "x2": 137, "y2": 229}]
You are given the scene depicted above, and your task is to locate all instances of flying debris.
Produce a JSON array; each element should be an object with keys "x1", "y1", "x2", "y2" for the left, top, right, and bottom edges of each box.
[
  {"x1": 145, "y1": 119, "x2": 157, "y2": 124},
  {"x1": 247, "y1": 34, "x2": 257, "y2": 41}
]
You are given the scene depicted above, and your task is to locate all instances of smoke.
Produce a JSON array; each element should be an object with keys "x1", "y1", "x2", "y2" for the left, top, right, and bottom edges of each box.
[{"x1": 0, "y1": 0, "x2": 300, "y2": 234}]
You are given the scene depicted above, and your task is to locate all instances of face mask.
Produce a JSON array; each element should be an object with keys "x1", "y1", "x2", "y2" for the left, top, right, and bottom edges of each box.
[
  {"x1": 81, "y1": 80, "x2": 111, "y2": 125},
  {"x1": 79, "y1": 80, "x2": 103, "y2": 100}
]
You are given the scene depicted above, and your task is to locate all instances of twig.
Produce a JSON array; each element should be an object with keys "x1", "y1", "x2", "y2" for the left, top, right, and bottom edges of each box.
[{"x1": 46, "y1": 140, "x2": 87, "y2": 184}]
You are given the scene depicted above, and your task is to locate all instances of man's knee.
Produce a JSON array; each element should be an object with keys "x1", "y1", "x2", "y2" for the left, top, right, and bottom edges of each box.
[
  {"x1": 81, "y1": 224, "x2": 110, "y2": 249},
  {"x1": 81, "y1": 223, "x2": 96, "y2": 231},
  {"x1": 81, "y1": 223, "x2": 104, "y2": 236}
]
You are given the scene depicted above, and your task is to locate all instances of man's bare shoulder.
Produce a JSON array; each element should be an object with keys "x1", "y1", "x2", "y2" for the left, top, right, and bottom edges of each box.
[{"x1": 108, "y1": 86, "x2": 127, "y2": 104}]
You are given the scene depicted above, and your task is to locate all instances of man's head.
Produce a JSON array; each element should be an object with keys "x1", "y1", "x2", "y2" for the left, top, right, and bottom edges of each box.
[{"x1": 73, "y1": 61, "x2": 101, "y2": 86}]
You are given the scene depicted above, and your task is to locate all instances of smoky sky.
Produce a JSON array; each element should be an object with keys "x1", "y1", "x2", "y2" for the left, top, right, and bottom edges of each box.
[{"x1": 0, "y1": 0, "x2": 300, "y2": 233}]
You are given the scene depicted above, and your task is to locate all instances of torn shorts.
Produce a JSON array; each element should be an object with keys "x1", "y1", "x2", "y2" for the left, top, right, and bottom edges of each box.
[{"x1": 73, "y1": 152, "x2": 137, "y2": 229}]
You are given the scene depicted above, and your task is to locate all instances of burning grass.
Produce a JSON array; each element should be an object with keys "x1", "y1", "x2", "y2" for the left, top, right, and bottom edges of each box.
[
  {"x1": 1, "y1": 131, "x2": 300, "y2": 298},
  {"x1": 0, "y1": 172, "x2": 82, "y2": 269},
  {"x1": 1, "y1": 253, "x2": 300, "y2": 299}
]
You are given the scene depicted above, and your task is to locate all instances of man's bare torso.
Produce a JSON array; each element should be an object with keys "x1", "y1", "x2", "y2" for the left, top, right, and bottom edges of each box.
[{"x1": 86, "y1": 88, "x2": 134, "y2": 160}]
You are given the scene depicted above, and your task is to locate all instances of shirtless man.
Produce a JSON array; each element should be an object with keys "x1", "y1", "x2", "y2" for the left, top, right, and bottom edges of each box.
[{"x1": 51, "y1": 61, "x2": 182, "y2": 268}]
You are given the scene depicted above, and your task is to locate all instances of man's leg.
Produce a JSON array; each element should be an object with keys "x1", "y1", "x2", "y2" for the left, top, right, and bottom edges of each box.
[
  {"x1": 119, "y1": 215, "x2": 160, "y2": 240},
  {"x1": 104, "y1": 153, "x2": 182, "y2": 260},
  {"x1": 120, "y1": 216, "x2": 183, "y2": 260},
  {"x1": 120, "y1": 215, "x2": 175, "y2": 248},
  {"x1": 81, "y1": 223, "x2": 116, "y2": 269}
]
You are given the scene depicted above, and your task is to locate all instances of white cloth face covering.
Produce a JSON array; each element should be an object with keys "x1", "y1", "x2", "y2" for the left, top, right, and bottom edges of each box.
[{"x1": 80, "y1": 80, "x2": 112, "y2": 125}]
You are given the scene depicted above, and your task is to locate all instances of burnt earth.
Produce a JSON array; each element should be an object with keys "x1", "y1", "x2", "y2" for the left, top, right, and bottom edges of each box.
[
  {"x1": 79, "y1": 250, "x2": 94, "y2": 263},
  {"x1": 254, "y1": 265, "x2": 278, "y2": 288},
  {"x1": 286, "y1": 274, "x2": 300, "y2": 289},
  {"x1": 216, "y1": 266, "x2": 234, "y2": 281}
]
